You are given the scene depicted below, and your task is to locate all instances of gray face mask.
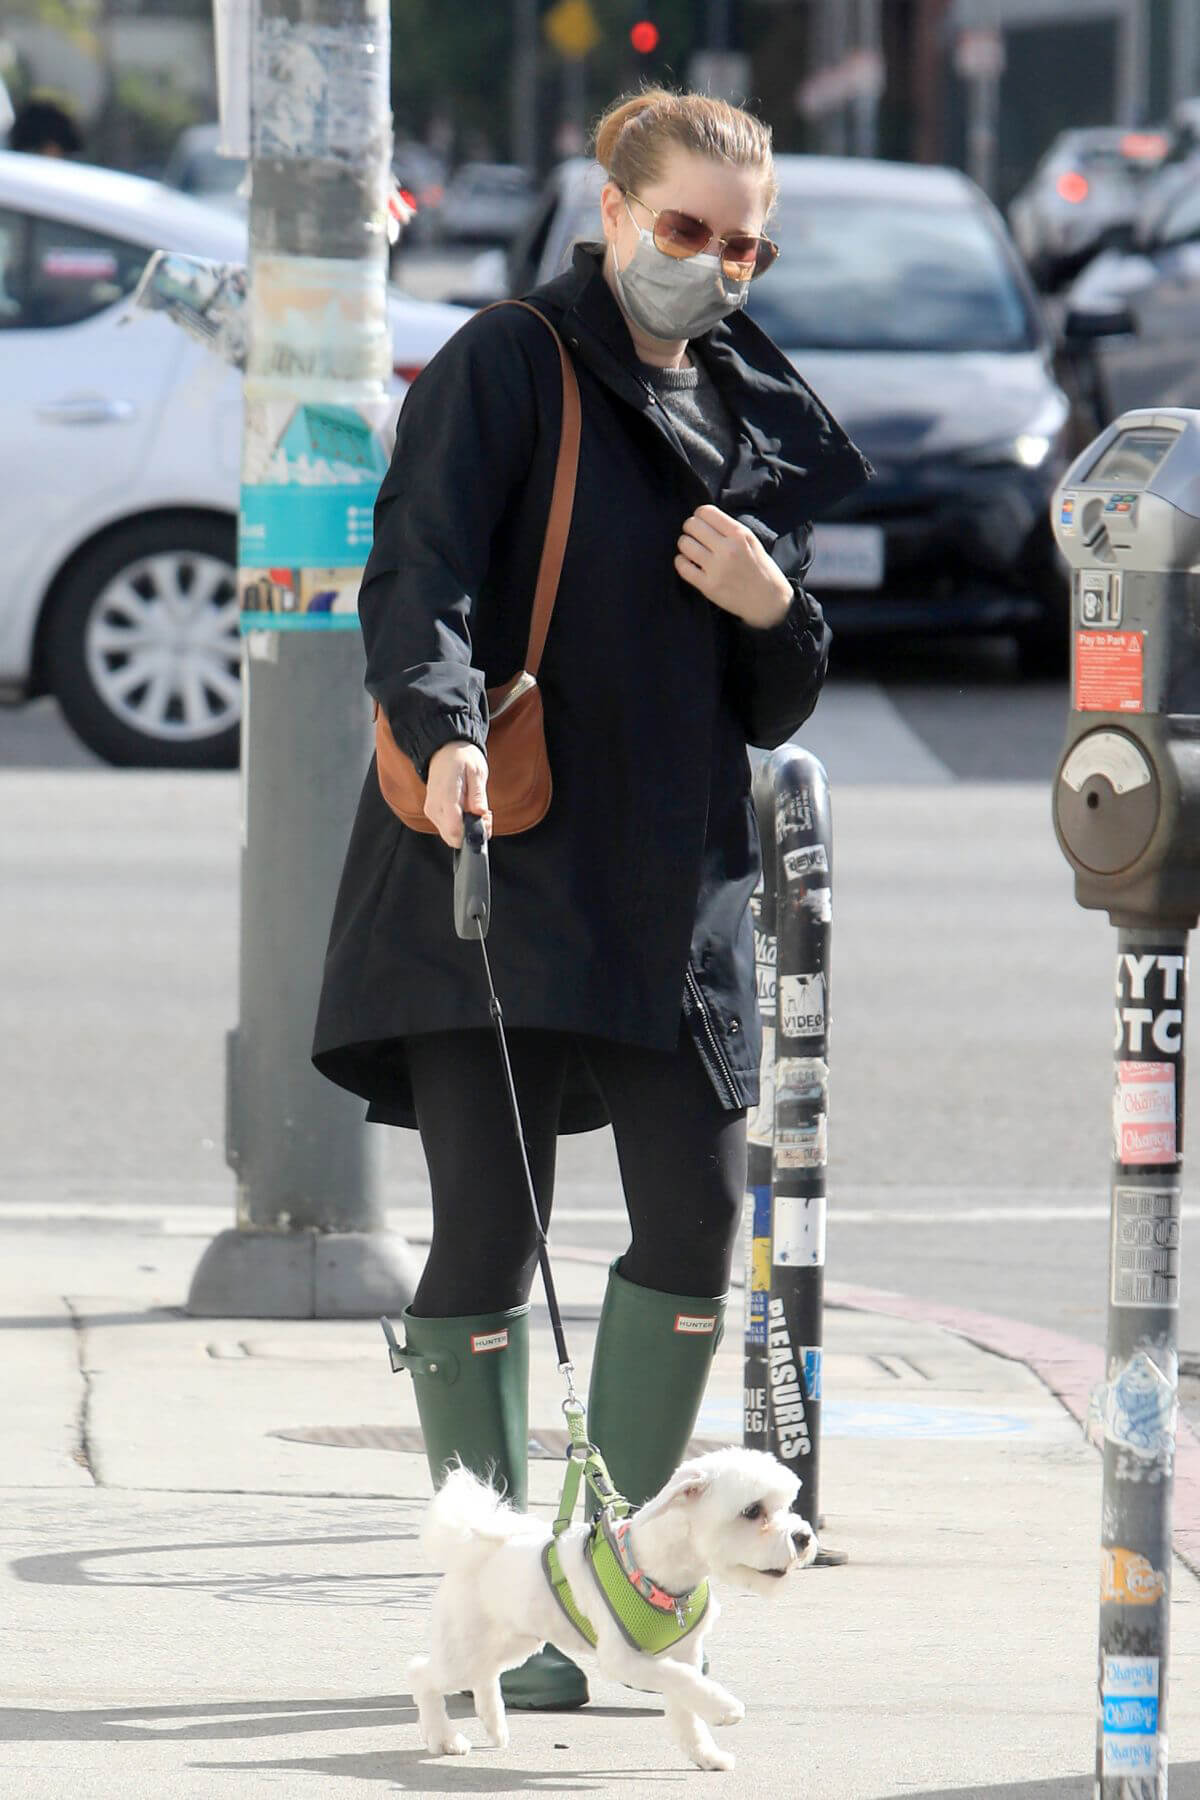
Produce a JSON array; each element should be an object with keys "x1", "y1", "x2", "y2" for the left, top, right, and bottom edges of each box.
[{"x1": 611, "y1": 204, "x2": 749, "y2": 341}]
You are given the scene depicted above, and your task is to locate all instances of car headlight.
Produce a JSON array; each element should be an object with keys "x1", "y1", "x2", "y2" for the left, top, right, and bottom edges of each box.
[
  {"x1": 1013, "y1": 431, "x2": 1054, "y2": 467},
  {"x1": 969, "y1": 394, "x2": 1070, "y2": 470}
]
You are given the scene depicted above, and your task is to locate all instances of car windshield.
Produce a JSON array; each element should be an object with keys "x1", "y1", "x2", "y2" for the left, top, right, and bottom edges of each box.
[{"x1": 747, "y1": 197, "x2": 1037, "y2": 353}]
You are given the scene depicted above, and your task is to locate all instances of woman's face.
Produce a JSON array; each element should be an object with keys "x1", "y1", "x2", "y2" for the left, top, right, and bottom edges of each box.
[{"x1": 600, "y1": 145, "x2": 769, "y2": 278}]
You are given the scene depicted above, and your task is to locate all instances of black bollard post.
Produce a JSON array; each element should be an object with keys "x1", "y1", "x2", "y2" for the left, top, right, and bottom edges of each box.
[
  {"x1": 763, "y1": 745, "x2": 846, "y2": 1566},
  {"x1": 1096, "y1": 929, "x2": 1185, "y2": 1796},
  {"x1": 744, "y1": 764, "x2": 778, "y2": 1455}
]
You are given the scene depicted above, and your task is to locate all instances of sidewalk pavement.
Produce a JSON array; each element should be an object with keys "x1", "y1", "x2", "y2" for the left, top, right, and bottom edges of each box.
[{"x1": 3, "y1": 1213, "x2": 1200, "y2": 1800}]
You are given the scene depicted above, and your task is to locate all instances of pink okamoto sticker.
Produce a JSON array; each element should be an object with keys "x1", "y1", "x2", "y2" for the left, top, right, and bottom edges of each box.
[{"x1": 1114, "y1": 1062, "x2": 1177, "y2": 1166}]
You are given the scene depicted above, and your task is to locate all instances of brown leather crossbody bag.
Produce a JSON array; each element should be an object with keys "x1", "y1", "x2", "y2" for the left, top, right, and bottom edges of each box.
[{"x1": 373, "y1": 301, "x2": 581, "y2": 835}]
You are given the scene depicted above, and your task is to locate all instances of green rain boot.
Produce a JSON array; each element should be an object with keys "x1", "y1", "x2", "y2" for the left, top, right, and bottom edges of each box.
[
  {"x1": 586, "y1": 1261, "x2": 728, "y2": 1507},
  {"x1": 394, "y1": 1303, "x2": 589, "y2": 1711}
]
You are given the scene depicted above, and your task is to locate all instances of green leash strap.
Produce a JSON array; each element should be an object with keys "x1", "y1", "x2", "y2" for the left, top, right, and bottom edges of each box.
[
  {"x1": 552, "y1": 1400, "x2": 630, "y2": 1538},
  {"x1": 545, "y1": 1401, "x2": 708, "y2": 1658}
]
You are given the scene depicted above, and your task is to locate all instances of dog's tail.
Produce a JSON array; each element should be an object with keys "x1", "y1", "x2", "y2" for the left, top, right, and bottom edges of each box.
[{"x1": 422, "y1": 1462, "x2": 525, "y2": 1566}]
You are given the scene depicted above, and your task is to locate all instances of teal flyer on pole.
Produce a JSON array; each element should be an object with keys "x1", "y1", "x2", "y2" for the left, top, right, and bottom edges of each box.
[{"x1": 239, "y1": 399, "x2": 391, "y2": 629}]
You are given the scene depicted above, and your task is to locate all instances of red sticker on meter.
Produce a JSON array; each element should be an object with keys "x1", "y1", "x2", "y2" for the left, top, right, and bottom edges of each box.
[{"x1": 1075, "y1": 630, "x2": 1144, "y2": 713}]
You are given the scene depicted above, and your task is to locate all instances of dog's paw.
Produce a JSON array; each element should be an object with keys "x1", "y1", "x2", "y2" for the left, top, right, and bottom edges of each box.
[
  {"x1": 485, "y1": 1722, "x2": 510, "y2": 1750},
  {"x1": 427, "y1": 1730, "x2": 471, "y2": 1757},
  {"x1": 699, "y1": 1684, "x2": 743, "y2": 1727},
  {"x1": 691, "y1": 1745, "x2": 736, "y2": 1772}
]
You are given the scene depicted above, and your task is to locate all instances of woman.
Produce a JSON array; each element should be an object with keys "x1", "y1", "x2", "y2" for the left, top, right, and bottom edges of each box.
[{"x1": 314, "y1": 88, "x2": 869, "y2": 1708}]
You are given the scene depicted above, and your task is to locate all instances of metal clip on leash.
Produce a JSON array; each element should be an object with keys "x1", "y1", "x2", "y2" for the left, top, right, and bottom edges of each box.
[{"x1": 452, "y1": 814, "x2": 627, "y2": 1534}]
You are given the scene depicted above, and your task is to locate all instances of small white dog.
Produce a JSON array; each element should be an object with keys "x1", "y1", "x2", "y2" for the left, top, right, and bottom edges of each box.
[{"x1": 408, "y1": 1446, "x2": 815, "y2": 1772}]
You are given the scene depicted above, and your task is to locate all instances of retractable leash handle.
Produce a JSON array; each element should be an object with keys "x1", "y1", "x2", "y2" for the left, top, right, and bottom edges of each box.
[{"x1": 453, "y1": 812, "x2": 491, "y2": 941}]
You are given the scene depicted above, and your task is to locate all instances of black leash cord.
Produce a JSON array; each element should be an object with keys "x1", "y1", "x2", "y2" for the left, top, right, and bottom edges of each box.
[
  {"x1": 455, "y1": 813, "x2": 573, "y2": 1373},
  {"x1": 475, "y1": 922, "x2": 572, "y2": 1370}
]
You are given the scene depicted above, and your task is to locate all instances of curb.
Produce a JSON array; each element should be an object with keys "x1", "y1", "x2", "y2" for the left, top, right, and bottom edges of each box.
[
  {"x1": 827, "y1": 1281, "x2": 1200, "y2": 1580},
  {"x1": 550, "y1": 1245, "x2": 1200, "y2": 1576}
]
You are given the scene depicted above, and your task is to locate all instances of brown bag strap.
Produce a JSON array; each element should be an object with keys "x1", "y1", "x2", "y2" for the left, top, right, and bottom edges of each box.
[{"x1": 479, "y1": 300, "x2": 581, "y2": 679}]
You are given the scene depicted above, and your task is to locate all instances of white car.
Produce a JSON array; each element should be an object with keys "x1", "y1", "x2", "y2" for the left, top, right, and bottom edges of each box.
[{"x1": 0, "y1": 151, "x2": 472, "y2": 766}]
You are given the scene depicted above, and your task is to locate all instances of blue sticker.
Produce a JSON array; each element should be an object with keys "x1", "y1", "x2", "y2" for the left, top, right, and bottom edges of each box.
[
  {"x1": 745, "y1": 1184, "x2": 771, "y2": 1347},
  {"x1": 1060, "y1": 494, "x2": 1077, "y2": 532},
  {"x1": 801, "y1": 1347, "x2": 823, "y2": 1402},
  {"x1": 1103, "y1": 1697, "x2": 1158, "y2": 1735},
  {"x1": 1102, "y1": 1738, "x2": 1156, "y2": 1776},
  {"x1": 240, "y1": 611, "x2": 359, "y2": 633},
  {"x1": 239, "y1": 485, "x2": 378, "y2": 568},
  {"x1": 237, "y1": 403, "x2": 388, "y2": 606}
]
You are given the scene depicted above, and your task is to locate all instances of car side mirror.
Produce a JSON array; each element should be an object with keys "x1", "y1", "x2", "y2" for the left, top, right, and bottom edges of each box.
[{"x1": 1062, "y1": 303, "x2": 1136, "y2": 342}]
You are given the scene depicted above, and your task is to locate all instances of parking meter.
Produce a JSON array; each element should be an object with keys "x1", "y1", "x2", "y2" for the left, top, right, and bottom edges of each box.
[
  {"x1": 1051, "y1": 406, "x2": 1200, "y2": 1796},
  {"x1": 1052, "y1": 406, "x2": 1200, "y2": 929}
]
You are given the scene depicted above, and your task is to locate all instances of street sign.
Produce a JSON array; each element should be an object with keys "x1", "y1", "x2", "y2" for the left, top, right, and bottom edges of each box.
[{"x1": 544, "y1": 0, "x2": 601, "y2": 60}]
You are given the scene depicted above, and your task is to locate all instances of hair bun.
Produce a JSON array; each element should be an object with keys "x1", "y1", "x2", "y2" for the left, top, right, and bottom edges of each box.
[{"x1": 589, "y1": 86, "x2": 776, "y2": 212}]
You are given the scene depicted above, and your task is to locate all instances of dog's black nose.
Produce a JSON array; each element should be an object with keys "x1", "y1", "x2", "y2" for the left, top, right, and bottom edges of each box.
[{"x1": 791, "y1": 1526, "x2": 812, "y2": 1554}]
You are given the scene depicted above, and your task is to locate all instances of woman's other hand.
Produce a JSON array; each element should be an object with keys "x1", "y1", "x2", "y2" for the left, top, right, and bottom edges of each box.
[
  {"x1": 425, "y1": 741, "x2": 492, "y2": 847},
  {"x1": 676, "y1": 503, "x2": 793, "y2": 629}
]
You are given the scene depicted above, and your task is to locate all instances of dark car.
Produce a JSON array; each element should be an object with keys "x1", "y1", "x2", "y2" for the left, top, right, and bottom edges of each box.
[
  {"x1": 1008, "y1": 127, "x2": 1170, "y2": 292},
  {"x1": 1059, "y1": 160, "x2": 1200, "y2": 428},
  {"x1": 437, "y1": 162, "x2": 536, "y2": 246},
  {"x1": 515, "y1": 154, "x2": 1071, "y2": 670}
]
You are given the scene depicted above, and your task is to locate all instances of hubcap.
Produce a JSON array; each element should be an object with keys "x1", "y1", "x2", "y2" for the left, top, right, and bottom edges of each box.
[{"x1": 84, "y1": 551, "x2": 241, "y2": 742}]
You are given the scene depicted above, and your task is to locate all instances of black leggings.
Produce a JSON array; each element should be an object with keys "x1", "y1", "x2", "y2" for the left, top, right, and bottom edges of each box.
[{"x1": 406, "y1": 1028, "x2": 747, "y2": 1316}]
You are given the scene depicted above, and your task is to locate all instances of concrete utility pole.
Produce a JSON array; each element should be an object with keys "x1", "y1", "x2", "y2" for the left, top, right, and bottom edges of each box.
[{"x1": 188, "y1": 0, "x2": 420, "y2": 1317}]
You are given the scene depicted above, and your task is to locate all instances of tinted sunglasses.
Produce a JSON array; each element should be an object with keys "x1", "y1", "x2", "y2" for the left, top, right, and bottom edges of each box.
[{"x1": 623, "y1": 188, "x2": 780, "y2": 281}]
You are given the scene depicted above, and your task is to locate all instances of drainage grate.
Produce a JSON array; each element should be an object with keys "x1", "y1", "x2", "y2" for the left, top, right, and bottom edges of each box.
[{"x1": 271, "y1": 1425, "x2": 728, "y2": 1458}]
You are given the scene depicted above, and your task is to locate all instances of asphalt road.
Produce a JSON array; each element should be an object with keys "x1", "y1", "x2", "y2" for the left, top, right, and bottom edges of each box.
[{"x1": 4, "y1": 649, "x2": 1195, "y2": 1420}]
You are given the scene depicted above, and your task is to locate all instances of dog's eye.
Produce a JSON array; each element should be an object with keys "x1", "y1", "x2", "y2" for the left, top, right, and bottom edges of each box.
[{"x1": 741, "y1": 1502, "x2": 764, "y2": 1522}]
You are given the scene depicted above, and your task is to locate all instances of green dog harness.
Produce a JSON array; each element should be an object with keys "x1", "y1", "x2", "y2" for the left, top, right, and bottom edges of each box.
[{"x1": 542, "y1": 1401, "x2": 709, "y2": 1655}]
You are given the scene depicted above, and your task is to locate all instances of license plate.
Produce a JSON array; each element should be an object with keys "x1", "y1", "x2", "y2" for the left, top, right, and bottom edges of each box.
[{"x1": 808, "y1": 524, "x2": 885, "y2": 591}]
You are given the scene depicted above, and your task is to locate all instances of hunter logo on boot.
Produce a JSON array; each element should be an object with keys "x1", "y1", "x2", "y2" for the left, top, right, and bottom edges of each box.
[
  {"x1": 674, "y1": 1314, "x2": 716, "y2": 1335},
  {"x1": 470, "y1": 1330, "x2": 509, "y2": 1354}
]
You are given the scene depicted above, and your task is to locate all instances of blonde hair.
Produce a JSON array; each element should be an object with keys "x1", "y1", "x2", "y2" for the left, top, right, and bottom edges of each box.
[{"x1": 591, "y1": 87, "x2": 777, "y2": 213}]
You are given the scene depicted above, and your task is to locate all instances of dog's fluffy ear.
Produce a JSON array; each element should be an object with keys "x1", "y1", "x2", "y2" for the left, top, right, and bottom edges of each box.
[{"x1": 637, "y1": 1460, "x2": 712, "y2": 1520}]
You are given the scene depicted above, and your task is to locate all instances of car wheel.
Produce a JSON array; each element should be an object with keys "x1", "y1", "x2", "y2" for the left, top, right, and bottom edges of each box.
[{"x1": 44, "y1": 514, "x2": 241, "y2": 768}]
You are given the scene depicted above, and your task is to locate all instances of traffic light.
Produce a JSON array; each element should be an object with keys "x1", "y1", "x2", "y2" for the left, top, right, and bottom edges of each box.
[{"x1": 630, "y1": 19, "x2": 660, "y2": 54}]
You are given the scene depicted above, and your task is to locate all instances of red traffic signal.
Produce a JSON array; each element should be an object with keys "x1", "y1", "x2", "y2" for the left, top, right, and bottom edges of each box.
[{"x1": 630, "y1": 19, "x2": 660, "y2": 53}]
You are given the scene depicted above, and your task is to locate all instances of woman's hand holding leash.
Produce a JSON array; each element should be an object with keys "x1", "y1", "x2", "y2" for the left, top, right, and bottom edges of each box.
[
  {"x1": 426, "y1": 741, "x2": 492, "y2": 847},
  {"x1": 676, "y1": 503, "x2": 793, "y2": 630}
]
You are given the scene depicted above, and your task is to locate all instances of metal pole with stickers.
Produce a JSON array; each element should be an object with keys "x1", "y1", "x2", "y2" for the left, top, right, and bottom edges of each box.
[
  {"x1": 186, "y1": 0, "x2": 421, "y2": 1316},
  {"x1": 1051, "y1": 408, "x2": 1200, "y2": 1797},
  {"x1": 745, "y1": 746, "x2": 845, "y2": 1566}
]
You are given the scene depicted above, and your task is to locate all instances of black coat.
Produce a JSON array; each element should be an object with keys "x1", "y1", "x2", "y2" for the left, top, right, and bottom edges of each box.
[{"x1": 312, "y1": 245, "x2": 870, "y2": 1132}]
